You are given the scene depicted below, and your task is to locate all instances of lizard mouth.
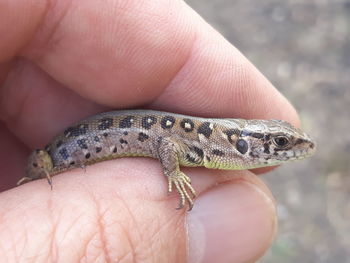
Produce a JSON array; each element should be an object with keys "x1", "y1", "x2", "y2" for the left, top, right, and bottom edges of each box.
[{"x1": 275, "y1": 145, "x2": 316, "y2": 162}]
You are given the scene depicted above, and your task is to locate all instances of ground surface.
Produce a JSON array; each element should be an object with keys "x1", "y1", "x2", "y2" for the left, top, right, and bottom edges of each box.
[{"x1": 186, "y1": 0, "x2": 350, "y2": 262}]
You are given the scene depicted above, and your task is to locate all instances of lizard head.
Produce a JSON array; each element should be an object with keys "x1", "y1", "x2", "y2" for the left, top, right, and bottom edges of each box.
[{"x1": 240, "y1": 119, "x2": 316, "y2": 168}]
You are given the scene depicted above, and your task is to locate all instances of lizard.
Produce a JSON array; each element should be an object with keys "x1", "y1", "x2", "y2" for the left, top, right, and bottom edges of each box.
[{"x1": 17, "y1": 110, "x2": 316, "y2": 210}]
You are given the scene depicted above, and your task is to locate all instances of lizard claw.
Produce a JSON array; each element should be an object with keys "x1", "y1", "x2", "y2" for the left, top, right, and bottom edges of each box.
[{"x1": 168, "y1": 172, "x2": 196, "y2": 211}]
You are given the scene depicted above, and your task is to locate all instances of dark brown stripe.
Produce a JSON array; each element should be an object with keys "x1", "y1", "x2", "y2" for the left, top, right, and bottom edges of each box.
[
  {"x1": 242, "y1": 130, "x2": 264, "y2": 139},
  {"x1": 197, "y1": 122, "x2": 213, "y2": 138},
  {"x1": 56, "y1": 140, "x2": 63, "y2": 148},
  {"x1": 186, "y1": 154, "x2": 197, "y2": 164},
  {"x1": 119, "y1": 116, "x2": 134, "y2": 128},
  {"x1": 251, "y1": 132, "x2": 264, "y2": 139},
  {"x1": 263, "y1": 143, "x2": 270, "y2": 154},
  {"x1": 192, "y1": 146, "x2": 204, "y2": 158},
  {"x1": 77, "y1": 139, "x2": 88, "y2": 149},
  {"x1": 141, "y1": 116, "x2": 157, "y2": 129},
  {"x1": 98, "y1": 118, "x2": 113, "y2": 130},
  {"x1": 59, "y1": 148, "x2": 69, "y2": 160},
  {"x1": 119, "y1": 138, "x2": 128, "y2": 144},
  {"x1": 95, "y1": 147, "x2": 102, "y2": 153},
  {"x1": 112, "y1": 146, "x2": 117, "y2": 153},
  {"x1": 212, "y1": 149, "x2": 225, "y2": 156},
  {"x1": 161, "y1": 116, "x2": 176, "y2": 129},
  {"x1": 295, "y1": 138, "x2": 305, "y2": 145},
  {"x1": 249, "y1": 151, "x2": 258, "y2": 158},
  {"x1": 138, "y1": 132, "x2": 149, "y2": 142},
  {"x1": 64, "y1": 124, "x2": 89, "y2": 137},
  {"x1": 180, "y1": 119, "x2": 195, "y2": 132},
  {"x1": 274, "y1": 146, "x2": 293, "y2": 152}
]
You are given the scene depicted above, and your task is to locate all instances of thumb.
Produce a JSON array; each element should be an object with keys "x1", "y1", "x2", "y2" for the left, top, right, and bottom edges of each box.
[
  {"x1": 0, "y1": 159, "x2": 276, "y2": 262},
  {"x1": 187, "y1": 170, "x2": 277, "y2": 263}
]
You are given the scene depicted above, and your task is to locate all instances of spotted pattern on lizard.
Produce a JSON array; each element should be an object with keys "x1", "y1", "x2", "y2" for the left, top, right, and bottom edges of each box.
[{"x1": 17, "y1": 110, "x2": 316, "y2": 210}]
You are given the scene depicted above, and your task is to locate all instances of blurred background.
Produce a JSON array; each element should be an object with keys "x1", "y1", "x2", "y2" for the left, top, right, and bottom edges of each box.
[{"x1": 186, "y1": 0, "x2": 350, "y2": 262}]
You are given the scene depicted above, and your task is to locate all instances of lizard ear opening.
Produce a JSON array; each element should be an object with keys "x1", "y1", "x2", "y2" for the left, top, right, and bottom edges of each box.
[{"x1": 236, "y1": 139, "x2": 248, "y2": 154}]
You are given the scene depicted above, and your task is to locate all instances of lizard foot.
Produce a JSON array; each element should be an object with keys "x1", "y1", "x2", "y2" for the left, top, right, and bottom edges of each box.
[{"x1": 168, "y1": 172, "x2": 196, "y2": 210}]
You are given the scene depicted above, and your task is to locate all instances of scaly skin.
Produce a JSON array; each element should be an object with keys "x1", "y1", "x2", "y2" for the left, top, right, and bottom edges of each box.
[{"x1": 17, "y1": 110, "x2": 316, "y2": 210}]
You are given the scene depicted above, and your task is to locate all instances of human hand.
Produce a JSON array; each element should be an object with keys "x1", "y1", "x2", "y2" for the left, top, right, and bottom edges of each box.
[{"x1": 0, "y1": 1, "x2": 299, "y2": 262}]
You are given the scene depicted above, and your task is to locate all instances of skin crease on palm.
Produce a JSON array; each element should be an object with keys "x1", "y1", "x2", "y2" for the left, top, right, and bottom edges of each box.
[{"x1": 0, "y1": 0, "x2": 301, "y2": 262}]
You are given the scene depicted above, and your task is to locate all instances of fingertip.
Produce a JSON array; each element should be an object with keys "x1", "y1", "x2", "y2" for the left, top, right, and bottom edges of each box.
[
  {"x1": 187, "y1": 180, "x2": 277, "y2": 263},
  {"x1": 152, "y1": 29, "x2": 301, "y2": 126}
]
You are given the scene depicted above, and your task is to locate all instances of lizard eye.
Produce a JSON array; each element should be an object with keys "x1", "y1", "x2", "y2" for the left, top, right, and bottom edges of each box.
[{"x1": 272, "y1": 136, "x2": 290, "y2": 148}]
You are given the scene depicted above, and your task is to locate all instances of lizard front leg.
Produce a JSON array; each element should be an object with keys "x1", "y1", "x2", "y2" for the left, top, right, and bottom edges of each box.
[{"x1": 156, "y1": 137, "x2": 196, "y2": 210}]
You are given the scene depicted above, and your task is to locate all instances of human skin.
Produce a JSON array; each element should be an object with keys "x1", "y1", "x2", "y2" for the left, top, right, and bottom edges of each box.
[{"x1": 0, "y1": 0, "x2": 300, "y2": 262}]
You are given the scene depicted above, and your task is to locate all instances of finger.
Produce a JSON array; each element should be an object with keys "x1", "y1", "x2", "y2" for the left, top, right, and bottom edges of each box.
[
  {"x1": 0, "y1": 0, "x2": 47, "y2": 61},
  {"x1": 20, "y1": 0, "x2": 195, "y2": 107},
  {"x1": 0, "y1": 123, "x2": 29, "y2": 191},
  {"x1": 0, "y1": 60, "x2": 106, "y2": 148},
  {"x1": 1, "y1": 159, "x2": 187, "y2": 261},
  {"x1": 152, "y1": 33, "x2": 299, "y2": 125},
  {"x1": 1, "y1": 158, "x2": 276, "y2": 262},
  {"x1": 1, "y1": 0, "x2": 298, "y2": 147},
  {"x1": 187, "y1": 170, "x2": 277, "y2": 263}
]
